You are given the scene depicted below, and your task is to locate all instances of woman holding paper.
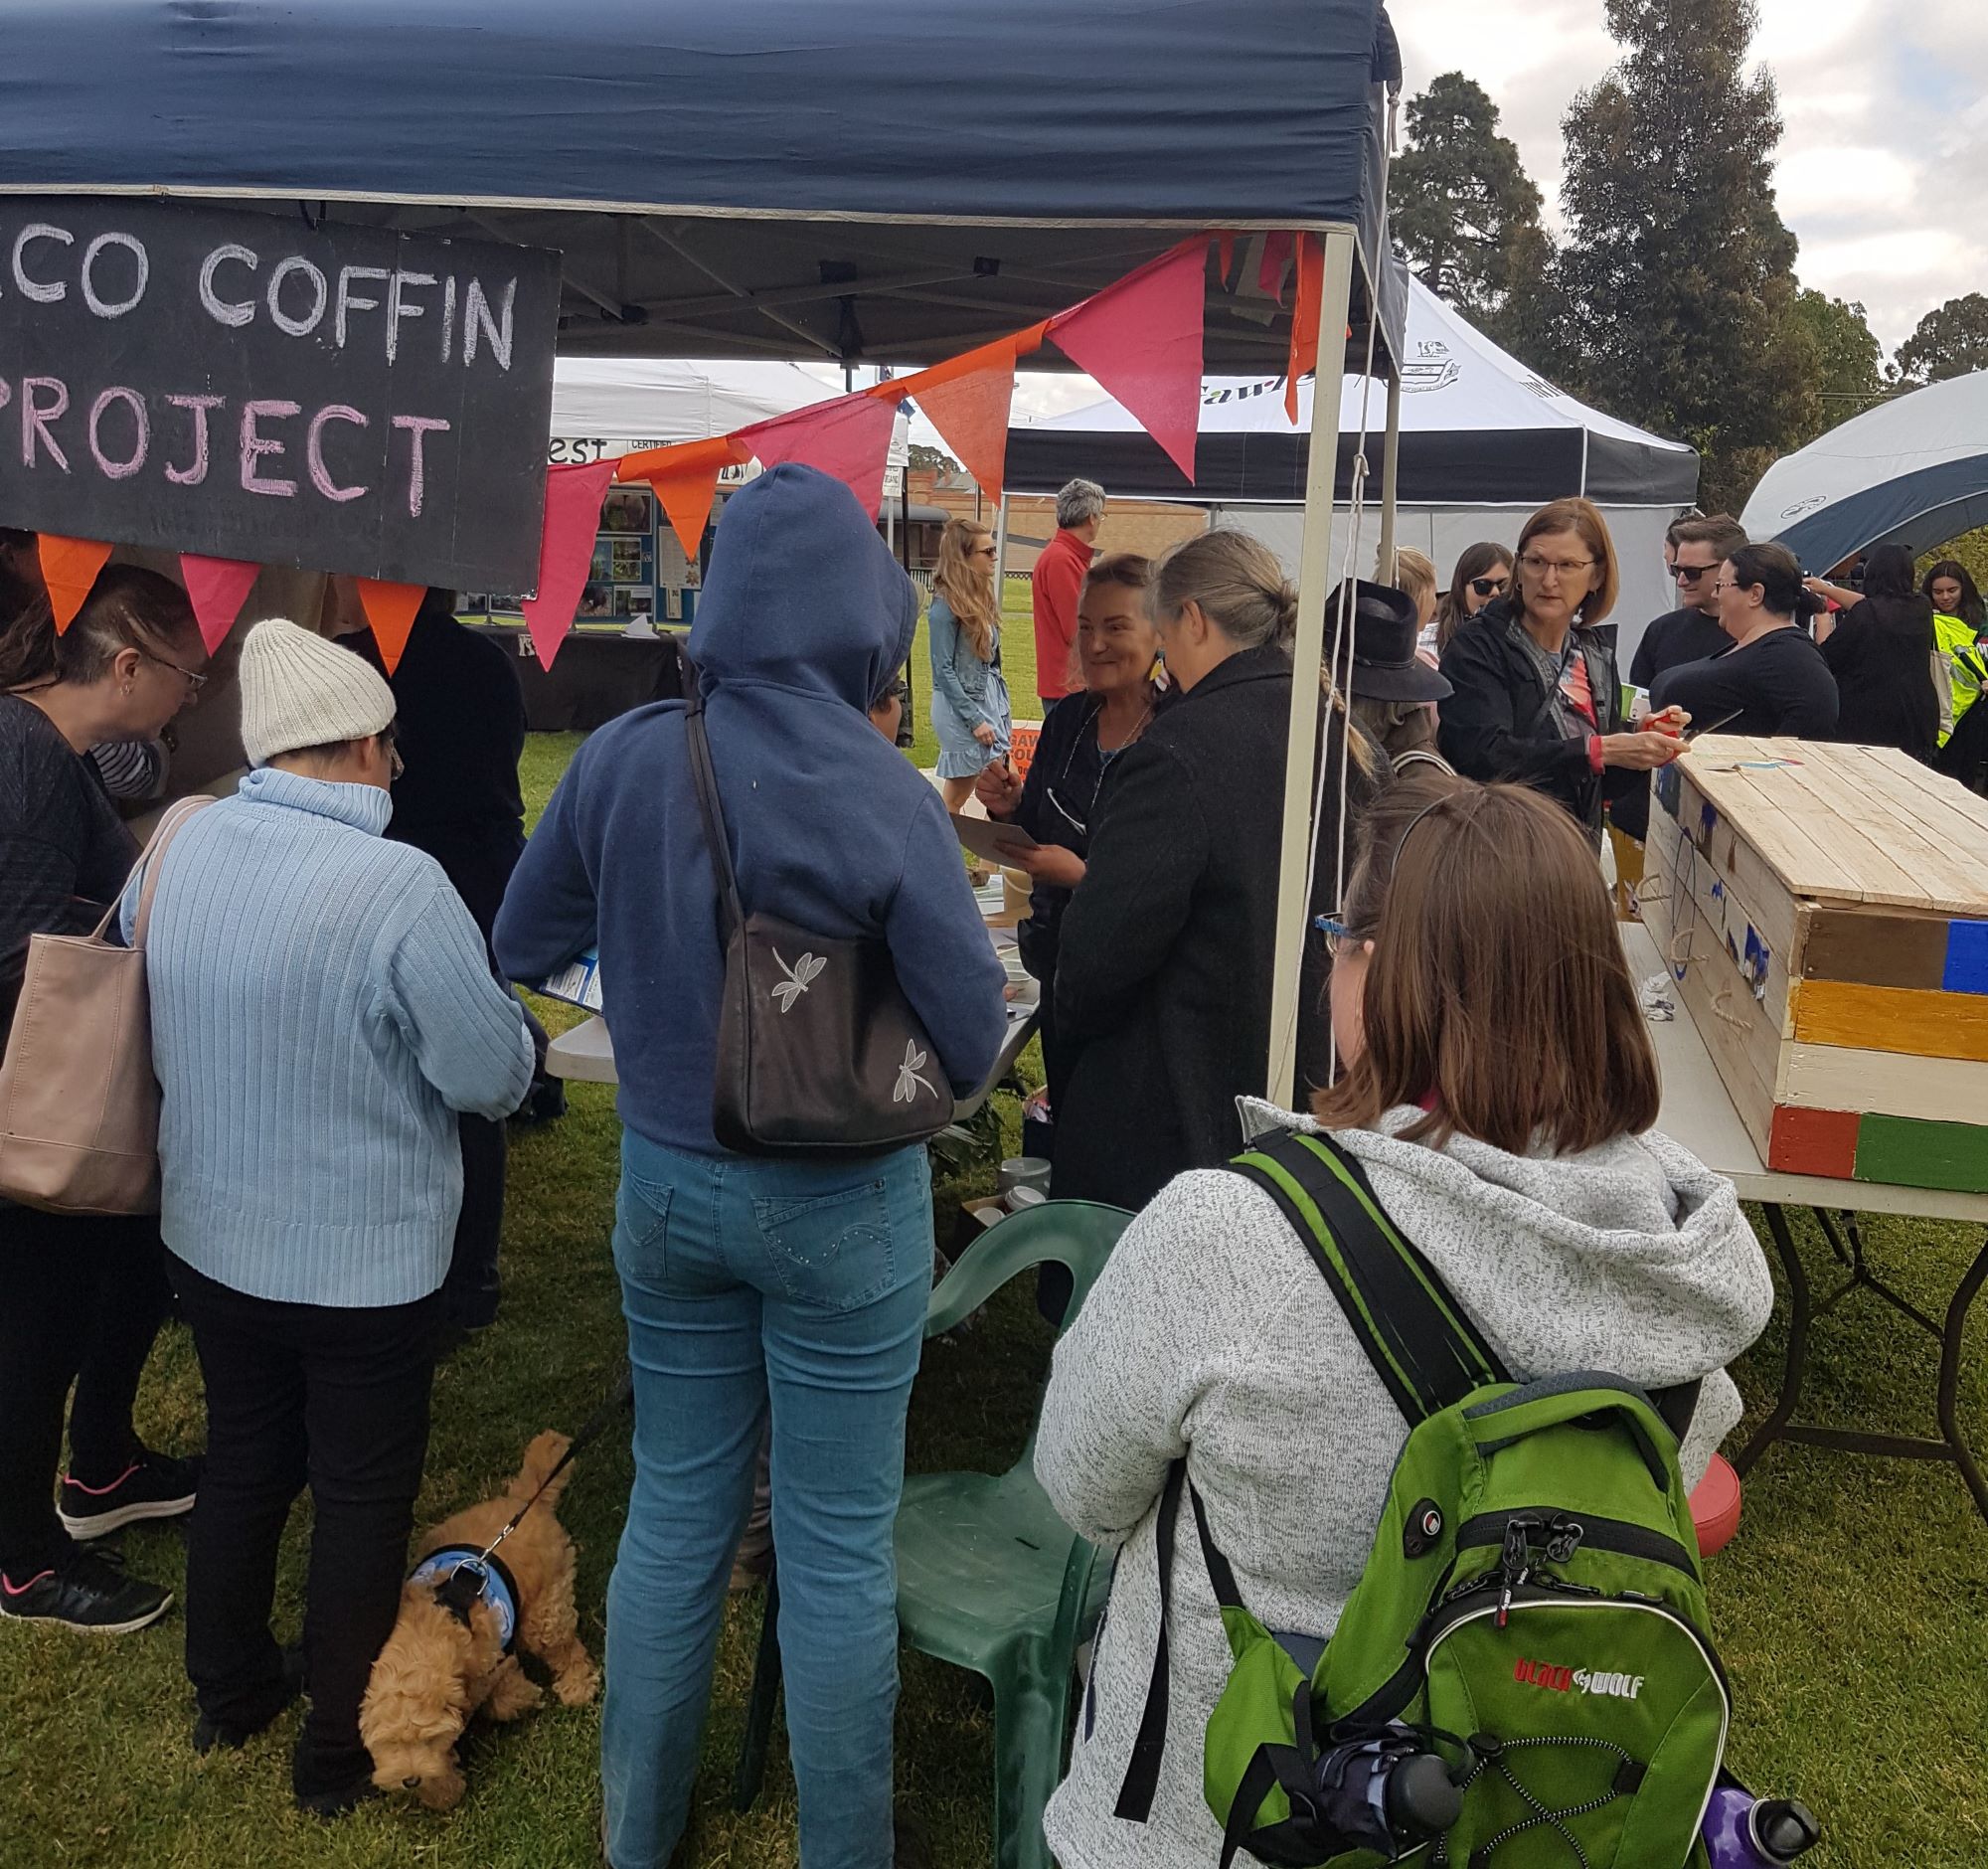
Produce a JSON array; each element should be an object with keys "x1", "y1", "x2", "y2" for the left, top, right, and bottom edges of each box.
[
  {"x1": 928, "y1": 518, "x2": 1011, "y2": 810},
  {"x1": 975, "y1": 553, "x2": 1159, "y2": 1113}
]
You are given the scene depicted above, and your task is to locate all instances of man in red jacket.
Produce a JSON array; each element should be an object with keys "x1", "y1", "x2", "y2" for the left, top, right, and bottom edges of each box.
[{"x1": 1032, "y1": 478, "x2": 1105, "y2": 708}]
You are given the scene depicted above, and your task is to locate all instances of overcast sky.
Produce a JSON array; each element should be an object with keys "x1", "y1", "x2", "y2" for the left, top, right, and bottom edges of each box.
[
  {"x1": 1003, "y1": 2, "x2": 1984, "y2": 425},
  {"x1": 1393, "y1": 0, "x2": 1987, "y2": 351}
]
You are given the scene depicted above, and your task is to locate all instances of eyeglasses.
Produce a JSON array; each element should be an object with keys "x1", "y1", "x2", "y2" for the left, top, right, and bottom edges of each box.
[
  {"x1": 1313, "y1": 914, "x2": 1366, "y2": 947},
  {"x1": 144, "y1": 649, "x2": 207, "y2": 695},
  {"x1": 1518, "y1": 554, "x2": 1596, "y2": 579},
  {"x1": 382, "y1": 726, "x2": 405, "y2": 782},
  {"x1": 1469, "y1": 576, "x2": 1509, "y2": 597},
  {"x1": 1671, "y1": 563, "x2": 1715, "y2": 584}
]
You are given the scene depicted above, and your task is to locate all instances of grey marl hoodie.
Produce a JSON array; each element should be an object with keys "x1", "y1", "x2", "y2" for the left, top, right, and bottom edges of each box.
[{"x1": 1035, "y1": 1104, "x2": 1773, "y2": 1869}]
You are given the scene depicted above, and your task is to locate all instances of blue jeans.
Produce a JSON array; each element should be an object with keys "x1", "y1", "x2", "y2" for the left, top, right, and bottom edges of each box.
[{"x1": 601, "y1": 1130, "x2": 934, "y2": 1869}]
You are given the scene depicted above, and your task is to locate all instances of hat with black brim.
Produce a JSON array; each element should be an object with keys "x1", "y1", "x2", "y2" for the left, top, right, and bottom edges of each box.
[{"x1": 1326, "y1": 580, "x2": 1453, "y2": 704}]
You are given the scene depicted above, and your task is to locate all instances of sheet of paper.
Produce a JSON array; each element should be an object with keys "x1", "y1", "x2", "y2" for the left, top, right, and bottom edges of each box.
[{"x1": 950, "y1": 813, "x2": 1040, "y2": 864}]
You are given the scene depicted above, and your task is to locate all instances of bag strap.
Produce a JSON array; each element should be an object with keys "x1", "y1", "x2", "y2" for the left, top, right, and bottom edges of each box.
[
  {"x1": 682, "y1": 693, "x2": 746, "y2": 945},
  {"x1": 1232, "y1": 1129, "x2": 1508, "y2": 1425},
  {"x1": 104, "y1": 794, "x2": 213, "y2": 948}
]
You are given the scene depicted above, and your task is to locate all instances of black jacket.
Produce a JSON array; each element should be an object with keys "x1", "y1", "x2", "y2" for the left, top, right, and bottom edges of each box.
[
  {"x1": 358, "y1": 613, "x2": 529, "y2": 940},
  {"x1": 1437, "y1": 597, "x2": 1628, "y2": 838},
  {"x1": 1051, "y1": 645, "x2": 1378, "y2": 1211},
  {"x1": 1820, "y1": 595, "x2": 1939, "y2": 763}
]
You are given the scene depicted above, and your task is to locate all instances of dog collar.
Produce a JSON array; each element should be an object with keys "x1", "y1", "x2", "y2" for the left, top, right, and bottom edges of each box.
[{"x1": 409, "y1": 1544, "x2": 521, "y2": 1654}]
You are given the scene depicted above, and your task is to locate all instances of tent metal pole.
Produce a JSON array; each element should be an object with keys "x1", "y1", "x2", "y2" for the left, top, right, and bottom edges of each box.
[
  {"x1": 994, "y1": 492, "x2": 1011, "y2": 586},
  {"x1": 1266, "y1": 225, "x2": 1358, "y2": 1106},
  {"x1": 1377, "y1": 370, "x2": 1403, "y2": 577}
]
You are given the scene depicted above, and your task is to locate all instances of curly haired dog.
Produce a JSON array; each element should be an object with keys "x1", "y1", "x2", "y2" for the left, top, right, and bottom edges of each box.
[{"x1": 360, "y1": 1430, "x2": 598, "y2": 1809}]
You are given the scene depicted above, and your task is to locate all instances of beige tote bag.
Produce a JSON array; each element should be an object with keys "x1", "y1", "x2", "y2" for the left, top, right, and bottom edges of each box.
[{"x1": 0, "y1": 796, "x2": 211, "y2": 1215}]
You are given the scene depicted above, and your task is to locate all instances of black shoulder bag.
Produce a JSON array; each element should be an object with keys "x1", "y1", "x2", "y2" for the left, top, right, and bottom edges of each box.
[{"x1": 683, "y1": 695, "x2": 955, "y2": 1156}]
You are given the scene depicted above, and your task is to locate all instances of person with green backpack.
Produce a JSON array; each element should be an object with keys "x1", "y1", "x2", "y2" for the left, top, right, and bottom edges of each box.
[{"x1": 1035, "y1": 775, "x2": 1774, "y2": 1869}]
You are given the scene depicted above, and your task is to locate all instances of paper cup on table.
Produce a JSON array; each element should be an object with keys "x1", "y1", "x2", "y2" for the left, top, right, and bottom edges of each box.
[{"x1": 1002, "y1": 869, "x2": 1034, "y2": 922}]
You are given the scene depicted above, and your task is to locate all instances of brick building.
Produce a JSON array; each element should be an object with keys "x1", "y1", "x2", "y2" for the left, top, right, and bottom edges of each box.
[{"x1": 903, "y1": 466, "x2": 1205, "y2": 571}]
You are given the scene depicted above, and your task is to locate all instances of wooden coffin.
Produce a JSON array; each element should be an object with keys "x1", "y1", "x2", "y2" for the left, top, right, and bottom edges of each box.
[{"x1": 1639, "y1": 735, "x2": 1988, "y2": 1192}]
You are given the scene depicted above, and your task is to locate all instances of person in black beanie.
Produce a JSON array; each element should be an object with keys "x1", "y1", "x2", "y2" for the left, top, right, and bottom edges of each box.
[{"x1": 347, "y1": 586, "x2": 550, "y2": 1335}]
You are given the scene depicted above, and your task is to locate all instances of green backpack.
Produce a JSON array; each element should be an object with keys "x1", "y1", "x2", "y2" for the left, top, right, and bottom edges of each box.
[{"x1": 1114, "y1": 1129, "x2": 1729, "y2": 1869}]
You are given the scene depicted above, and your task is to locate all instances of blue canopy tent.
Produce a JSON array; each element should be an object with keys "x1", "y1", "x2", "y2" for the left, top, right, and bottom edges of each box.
[{"x1": 0, "y1": 0, "x2": 1408, "y2": 1102}]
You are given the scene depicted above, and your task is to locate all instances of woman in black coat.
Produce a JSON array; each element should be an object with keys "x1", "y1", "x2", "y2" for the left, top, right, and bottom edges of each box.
[
  {"x1": 1437, "y1": 498, "x2": 1686, "y2": 842},
  {"x1": 1050, "y1": 531, "x2": 1380, "y2": 1213},
  {"x1": 1806, "y1": 543, "x2": 1940, "y2": 762}
]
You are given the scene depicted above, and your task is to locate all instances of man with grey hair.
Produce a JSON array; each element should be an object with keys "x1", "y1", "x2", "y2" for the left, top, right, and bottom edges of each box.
[{"x1": 1033, "y1": 477, "x2": 1106, "y2": 707}]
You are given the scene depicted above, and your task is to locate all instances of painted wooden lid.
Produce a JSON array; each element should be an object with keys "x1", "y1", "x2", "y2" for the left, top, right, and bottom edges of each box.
[{"x1": 1679, "y1": 736, "x2": 1988, "y2": 915}]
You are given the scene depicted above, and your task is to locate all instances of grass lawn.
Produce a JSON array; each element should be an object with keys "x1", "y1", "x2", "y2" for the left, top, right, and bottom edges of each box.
[{"x1": 4, "y1": 730, "x2": 1985, "y2": 1867}]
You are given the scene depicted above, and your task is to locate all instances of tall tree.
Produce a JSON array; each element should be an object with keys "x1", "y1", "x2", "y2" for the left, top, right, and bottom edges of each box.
[
  {"x1": 1392, "y1": 74, "x2": 1547, "y2": 324},
  {"x1": 1788, "y1": 289, "x2": 1886, "y2": 441},
  {"x1": 1538, "y1": 0, "x2": 1815, "y2": 512},
  {"x1": 1896, "y1": 293, "x2": 1988, "y2": 385}
]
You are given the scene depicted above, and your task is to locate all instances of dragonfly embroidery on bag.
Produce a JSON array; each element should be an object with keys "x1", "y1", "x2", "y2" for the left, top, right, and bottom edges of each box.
[
  {"x1": 895, "y1": 1041, "x2": 936, "y2": 1104},
  {"x1": 770, "y1": 950, "x2": 825, "y2": 1012}
]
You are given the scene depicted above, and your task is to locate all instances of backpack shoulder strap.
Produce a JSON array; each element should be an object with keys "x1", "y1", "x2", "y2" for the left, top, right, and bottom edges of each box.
[{"x1": 1231, "y1": 1128, "x2": 1509, "y2": 1425}]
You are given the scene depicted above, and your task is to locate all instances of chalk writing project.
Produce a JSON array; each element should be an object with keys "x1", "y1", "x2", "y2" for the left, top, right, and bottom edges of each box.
[{"x1": 0, "y1": 198, "x2": 561, "y2": 590}]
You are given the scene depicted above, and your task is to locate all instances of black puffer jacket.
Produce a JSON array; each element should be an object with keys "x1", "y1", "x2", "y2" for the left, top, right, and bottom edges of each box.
[{"x1": 1437, "y1": 596, "x2": 1630, "y2": 839}]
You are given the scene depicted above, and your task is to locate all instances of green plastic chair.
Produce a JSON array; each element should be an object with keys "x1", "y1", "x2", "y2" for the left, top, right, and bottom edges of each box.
[{"x1": 734, "y1": 1200, "x2": 1134, "y2": 1869}]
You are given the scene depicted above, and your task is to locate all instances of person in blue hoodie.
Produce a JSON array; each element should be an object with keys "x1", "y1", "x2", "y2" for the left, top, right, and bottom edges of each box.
[{"x1": 496, "y1": 463, "x2": 1007, "y2": 1869}]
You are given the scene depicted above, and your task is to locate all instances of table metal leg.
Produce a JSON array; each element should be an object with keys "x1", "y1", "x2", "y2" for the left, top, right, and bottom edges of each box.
[
  {"x1": 1733, "y1": 1204, "x2": 1811, "y2": 1479},
  {"x1": 1936, "y1": 1235, "x2": 1988, "y2": 1523},
  {"x1": 1737, "y1": 1205, "x2": 1988, "y2": 1524}
]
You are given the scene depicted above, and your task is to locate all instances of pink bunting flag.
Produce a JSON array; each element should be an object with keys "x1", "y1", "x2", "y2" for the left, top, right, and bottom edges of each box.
[
  {"x1": 1049, "y1": 241, "x2": 1209, "y2": 482},
  {"x1": 178, "y1": 554, "x2": 262, "y2": 654},
  {"x1": 737, "y1": 393, "x2": 899, "y2": 520},
  {"x1": 521, "y1": 458, "x2": 617, "y2": 671}
]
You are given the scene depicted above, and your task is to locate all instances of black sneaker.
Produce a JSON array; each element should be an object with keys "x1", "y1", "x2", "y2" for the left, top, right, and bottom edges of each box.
[
  {"x1": 0, "y1": 1550, "x2": 172, "y2": 1633},
  {"x1": 59, "y1": 1449, "x2": 202, "y2": 1539}
]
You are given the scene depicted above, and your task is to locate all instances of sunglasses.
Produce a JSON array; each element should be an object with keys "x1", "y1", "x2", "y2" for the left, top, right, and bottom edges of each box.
[
  {"x1": 1671, "y1": 563, "x2": 1714, "y2": 583},
  {"x1": 1469, "y1": 576, "x2": 1509, "y2": 597},
  {"x1": 972, "y1": 545, "x2": 998, "y2": 560}
]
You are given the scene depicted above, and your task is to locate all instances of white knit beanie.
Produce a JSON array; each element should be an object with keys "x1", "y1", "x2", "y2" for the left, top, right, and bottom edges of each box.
[{"x1": 238, "y1": 617, "x2": 397, "y2": 767}]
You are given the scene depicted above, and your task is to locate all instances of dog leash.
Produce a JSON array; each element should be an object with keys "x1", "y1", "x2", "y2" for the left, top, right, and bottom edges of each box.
[{"x1": 432, "y1": 1366, "x2": 635, "y2": 1629}]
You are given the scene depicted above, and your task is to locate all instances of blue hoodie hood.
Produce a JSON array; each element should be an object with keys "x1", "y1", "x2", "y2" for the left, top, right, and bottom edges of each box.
[
  {"x1": 689, "y1": 463, "x2": 917, "y2": 711},
  {"x1": 496, "y1": 463, "x2": 1007, "y2": 1156}
]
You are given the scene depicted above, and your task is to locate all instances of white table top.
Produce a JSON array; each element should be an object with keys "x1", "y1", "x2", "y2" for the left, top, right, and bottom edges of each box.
[
  {"x1": 1621, "y1": 921, "x2": 1988, "y2": 1226},
  {"x1": 544, "y1": 1012, "x2": 618, "y2": 1085}
]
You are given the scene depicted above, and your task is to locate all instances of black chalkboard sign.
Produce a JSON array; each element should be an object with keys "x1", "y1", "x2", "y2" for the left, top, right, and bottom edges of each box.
[{"x1": 0, "y1": 198, "x2": 561, "y2": 591}]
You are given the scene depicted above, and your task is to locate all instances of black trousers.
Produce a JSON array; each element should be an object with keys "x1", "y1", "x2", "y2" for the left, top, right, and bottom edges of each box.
[
  {"x1": 444, "y1": 1113, "x2": 506, "y2": 1331},
  {"x1": 168, "y1": 1255, "x2": 439, "y2": 1798},
  {"x1": 0, "y1": 1204, "x2": 172, "y2": 1580}
]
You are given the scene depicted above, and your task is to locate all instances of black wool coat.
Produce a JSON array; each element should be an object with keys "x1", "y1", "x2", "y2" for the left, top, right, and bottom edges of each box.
[{"x1": 1051, "y1": 644, "x2": 1378, "y2": 1212}]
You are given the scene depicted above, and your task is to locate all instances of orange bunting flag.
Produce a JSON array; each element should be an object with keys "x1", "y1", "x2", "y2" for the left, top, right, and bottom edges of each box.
[
  {"x1": 522, "y1": 458, "x2": 618, "y2": 671},
  {"x1": 736, "y1": 393, "x2": 900, "y2": 520},
  {"x1": 1050, "y1": 240, "x2": 1209, "y2": 482},
  {"x1": 356, "y1": 578, "x2": 425, "y2": 675},
  {"x1": 38, "y1": 534, "x2": 113, "y2": 632},
  {"x1": 1285, "y1": 235, "x2": 1326, "y2": 425},
  {"x1": 890, "y1": 333, "x2": 1028, "y2": 499},
  {"x1": 616, "y1": 434, "x2": 749, "y2": 561},
  {"x1": 178, "y1": 554, "x2": 262, "y2": 655}
]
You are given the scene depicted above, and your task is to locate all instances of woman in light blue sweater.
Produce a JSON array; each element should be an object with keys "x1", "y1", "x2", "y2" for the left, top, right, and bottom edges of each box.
[{"x1": 126, "y1": 618, "x2": 532, "y2": 1815}]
